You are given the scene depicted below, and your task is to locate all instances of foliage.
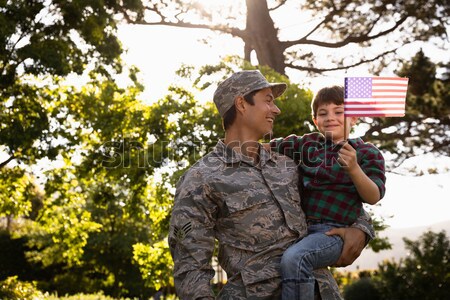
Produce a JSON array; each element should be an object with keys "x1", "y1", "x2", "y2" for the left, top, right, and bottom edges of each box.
[
  {"x1": 343, "y1": 277, "x2": 381, "y2": 300},
  {"x1": 0, "y1": 0, "x2": 129, "y2": 89},
  {"x1": 0, "y1": 168, "x2": 36, "y2": 220},
  {"x1": 0, "y1": 0, "x2": 145, "y2": 169},
  {"x1": 179, "y1": 55, "x2": 315, "y2": 141},
  {"x1": 45, "y1": 293, "x2": 116, "y2": 300},
  {"x1": 133, "y1": 239, "x2": 174, "y2": 291},
  {"x1": 0, "y1": 276, "x2": 45, "y2": 300},
  {"x1": 365, "y1": 207, "x2": 392, "y2": 252},
  {"x1": 373, "y1": 230, "x2": 450, "y2": 300}
]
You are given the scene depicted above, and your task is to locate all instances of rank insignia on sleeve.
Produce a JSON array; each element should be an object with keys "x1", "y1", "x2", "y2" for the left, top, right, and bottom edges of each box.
[{"x1": 173, "y1": 222, "x2": 192, "y2": 241}]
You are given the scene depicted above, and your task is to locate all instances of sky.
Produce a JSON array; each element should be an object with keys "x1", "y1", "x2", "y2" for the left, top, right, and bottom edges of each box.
[{"x1": 114, "y1": 18, "x2": 450, "y2": 230}]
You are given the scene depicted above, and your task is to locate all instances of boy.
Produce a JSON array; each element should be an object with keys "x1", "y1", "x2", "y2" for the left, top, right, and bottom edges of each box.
[{"x1": 270, "y1": 85, "x2": 386, "y2": 300}]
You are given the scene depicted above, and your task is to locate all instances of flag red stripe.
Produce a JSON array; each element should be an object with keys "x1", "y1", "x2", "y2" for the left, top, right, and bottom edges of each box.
[
  {"x1": 373, "y1": 89, "x2": 408, "y2": 93},
  {"x1": 345, "y1": 113, "x2": 405, "y2": 117},
  {"x1": 372, "y1": 83, "x2": 408, "y2": 87},
  {"x1": 345, "y1": 101, "x2": 405, "y2": 105},
  {"x1": 345, "y1": 107, "x2": 405, "y2": 111},
  {"x1": 372, "y1": 95, "x2": 406, "y2": 98},
  {"x1": 373, "y1": 77, "x2": 409, "y2": 81}
]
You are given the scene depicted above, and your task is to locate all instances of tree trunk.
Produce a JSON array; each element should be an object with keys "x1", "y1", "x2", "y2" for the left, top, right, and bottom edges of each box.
[{"x1": 244, "y1": 0, "x2": 286, "y2": 75}]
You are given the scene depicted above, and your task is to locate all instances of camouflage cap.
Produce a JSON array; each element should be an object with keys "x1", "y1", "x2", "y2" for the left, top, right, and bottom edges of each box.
[{"x1": 213, "y1": 70, "x2": 287, "y2": 117}]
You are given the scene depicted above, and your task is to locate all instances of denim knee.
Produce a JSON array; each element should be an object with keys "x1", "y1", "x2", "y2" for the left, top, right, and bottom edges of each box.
[{"x1": 281, "y1": 246, "x2": 308, "y2": 278}]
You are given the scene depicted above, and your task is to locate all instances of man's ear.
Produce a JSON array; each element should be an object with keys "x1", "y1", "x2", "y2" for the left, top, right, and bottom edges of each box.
[{"x1": 235, "y1": 96, "x2": 246, "y2": 114}]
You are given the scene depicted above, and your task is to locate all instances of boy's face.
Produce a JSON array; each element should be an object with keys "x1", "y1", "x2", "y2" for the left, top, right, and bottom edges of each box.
[{"x1": 313, "y1": 103, "x2": 357, "y2": 143}]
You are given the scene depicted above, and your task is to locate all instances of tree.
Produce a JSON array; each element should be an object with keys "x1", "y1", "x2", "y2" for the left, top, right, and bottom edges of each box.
[
  {"x1": 115, "y1": 1, "x2": 450, "y2": 162},
  {"x1": 118, "y1": 0, "x2": 449, "y2": 75},
  {"x1": 362, "y1": 50, "x2": 450, "y2": 165},
  {"x1": 0, "y1": 0, "x2": 145, "y2": 170},
  {"x1": 20, "y1": 73, "x2": 166, "y2": 298},
  {"x1": 0, "y1": 0, "x2": 139, "y2": 222},
  {"x1": 373, "y1": 230, "x2": 450, "y2": 300}
]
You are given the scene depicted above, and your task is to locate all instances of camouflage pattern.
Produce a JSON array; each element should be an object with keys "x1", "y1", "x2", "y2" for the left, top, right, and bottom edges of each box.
[
  {"x1": 169, "y1": 140, "x2": 363, "y2": 299},
  {"x1": 213, "y1": 70, "x2": 287, "y2": 117}
]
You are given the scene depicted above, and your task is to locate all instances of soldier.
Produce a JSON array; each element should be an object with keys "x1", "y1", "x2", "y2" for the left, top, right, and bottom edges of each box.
[{"x1": 168, "y1": 70, "x2": 374, "y2": 299}]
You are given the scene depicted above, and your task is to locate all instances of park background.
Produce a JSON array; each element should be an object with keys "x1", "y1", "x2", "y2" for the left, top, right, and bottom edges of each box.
[{"x1": 1, "y1": 1, "x2": 449, "y2": 299}]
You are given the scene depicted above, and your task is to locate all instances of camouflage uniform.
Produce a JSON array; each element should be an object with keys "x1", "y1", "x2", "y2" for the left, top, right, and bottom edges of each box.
[{"x1": 169, "y1": 141, "x2": 374, "y2": 300}]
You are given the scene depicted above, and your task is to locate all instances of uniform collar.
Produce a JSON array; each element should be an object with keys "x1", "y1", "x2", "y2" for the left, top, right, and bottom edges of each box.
[{"x1": 214, "y1": 140, "x2": 276, "y2": 166}]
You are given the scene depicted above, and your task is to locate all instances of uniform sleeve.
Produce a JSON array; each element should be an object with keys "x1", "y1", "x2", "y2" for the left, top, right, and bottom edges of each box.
[
  {"x1": 351, "y1": 208, "x2": 375, "y2": 243},
  {"x1": 168, "y1": 172, "x2": 217, "y2": 300},
  {"x1": 359, "y1": 145, "x2": 386, "y2": 199},
  {"x1": 313, "y1": 268, "x2": 344, "y2": 299},
  {"x1": 270, "y1": 134, "x2": 303, "y2": 160}
]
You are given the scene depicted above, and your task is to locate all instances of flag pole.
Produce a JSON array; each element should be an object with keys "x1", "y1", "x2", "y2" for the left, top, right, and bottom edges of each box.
[
  {"x1": 344, "y1": 115, "x2": 348, "y2": 141},
  {"x1": 343, "y1": 85, "x2": 348, "y2": 141}
]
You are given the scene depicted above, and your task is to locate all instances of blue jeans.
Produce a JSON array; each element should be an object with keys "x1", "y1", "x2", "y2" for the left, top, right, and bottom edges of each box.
[{"x1": 280, "y1": 222, "x2": 345, "y2": 300}]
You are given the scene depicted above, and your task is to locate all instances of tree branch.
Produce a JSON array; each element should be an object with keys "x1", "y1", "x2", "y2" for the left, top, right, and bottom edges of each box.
[
  {"x1": 119, "y1": 3, "x2": 248, "y2": 38},
  {"x1": 300, "y1": 2, "x2": 345, "y2": 41},
  {"x1": 122, "y1": 17, "x2": 246, "y2": 39},
  {"x1": 0, "y1": 155, "x2": 15, "y2": 168},
  {"x1": 282, "y1": 15, "x2": 409, "y2": 49},
  {"x1": 269, "y1": 0, "x2": 288, "y2": 11},
  {"x1": 285, "y1": 49, "x2": 396, "y2": 73}
]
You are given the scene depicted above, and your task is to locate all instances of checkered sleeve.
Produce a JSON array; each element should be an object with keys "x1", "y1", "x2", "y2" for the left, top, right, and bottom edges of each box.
[
  {"x1": 359, "y1": 144, "x2": 386, "y2": 199},
  {"x1": 270, "y1": 134, "x2": 303, "y2": 161}
]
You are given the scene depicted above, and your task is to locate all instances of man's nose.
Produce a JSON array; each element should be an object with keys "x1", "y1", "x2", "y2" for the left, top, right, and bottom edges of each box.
[{"x1": 272, "y1": 104, "x2": 281, "y2": 115}]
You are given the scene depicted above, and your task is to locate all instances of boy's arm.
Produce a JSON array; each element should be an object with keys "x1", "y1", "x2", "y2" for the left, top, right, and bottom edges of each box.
[
  {"x1": 338, "y1": 143, "x2": 385, "y2": 205},
  {"x1": 268, "y1": 134, "x2": 303, "y2": 159}
]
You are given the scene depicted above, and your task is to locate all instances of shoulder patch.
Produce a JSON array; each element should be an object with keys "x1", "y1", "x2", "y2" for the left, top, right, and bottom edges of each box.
[{"x1": 173, "y1": 222, "x2": 193, "y2": 241}]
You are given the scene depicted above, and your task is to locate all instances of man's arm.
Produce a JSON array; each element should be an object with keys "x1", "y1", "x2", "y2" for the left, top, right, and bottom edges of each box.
[
  {"x1": 168, "y1": 173, "x2": 217, "y2": 300},
  {"x1": 326, "y1": 209, "x2": 374, "y2": 267}
]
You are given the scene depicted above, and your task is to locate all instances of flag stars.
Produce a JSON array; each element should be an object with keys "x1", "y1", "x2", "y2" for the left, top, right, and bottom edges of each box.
[{"x1": 345, "y1": 77, "x2": 372, "y2": 98}]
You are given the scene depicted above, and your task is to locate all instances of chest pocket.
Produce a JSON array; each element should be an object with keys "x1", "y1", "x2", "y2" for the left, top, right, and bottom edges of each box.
[{"x1": 222, "y1": 189, "x2": 273, "y2": 216}]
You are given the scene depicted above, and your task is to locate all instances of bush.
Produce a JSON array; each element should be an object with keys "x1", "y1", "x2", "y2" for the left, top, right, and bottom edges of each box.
[
  {"x1": 0, "y1": 276, "x2": 45, "y2": 300},
  {"x1": 343, "y1": 277, "x2": 380, "y2": 300}
]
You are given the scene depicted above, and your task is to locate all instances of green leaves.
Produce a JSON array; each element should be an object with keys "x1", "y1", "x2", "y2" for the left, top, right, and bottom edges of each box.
[
  {"x1": 0, "y1": 167, "x2": 35, "y2": 219},
  {"x1": 374, "y1": 230, "x2": 450, "y2": 300},
  {"x1": 133, "y1": 240, "x2": 174, "y2": 291}
]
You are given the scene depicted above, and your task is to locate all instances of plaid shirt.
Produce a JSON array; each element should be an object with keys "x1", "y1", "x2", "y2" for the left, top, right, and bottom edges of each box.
[{"x1": 270, "y1": 132, "x2": 386, "y2": 225}]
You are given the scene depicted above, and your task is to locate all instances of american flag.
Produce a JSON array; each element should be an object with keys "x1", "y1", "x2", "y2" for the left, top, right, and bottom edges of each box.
[{"x1": 344, "y1": 77, "x2": 408, "y2": 117}]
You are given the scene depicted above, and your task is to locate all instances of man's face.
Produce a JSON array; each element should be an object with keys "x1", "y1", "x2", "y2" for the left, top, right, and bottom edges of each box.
[{"x1": 244, "y1": 87, "x2": 281, "y2": 138}]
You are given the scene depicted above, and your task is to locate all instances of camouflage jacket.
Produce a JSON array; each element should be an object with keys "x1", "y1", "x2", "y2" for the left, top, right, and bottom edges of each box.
[{"x1": 169, "y1": 140, "x2": 374, "y2": 300}]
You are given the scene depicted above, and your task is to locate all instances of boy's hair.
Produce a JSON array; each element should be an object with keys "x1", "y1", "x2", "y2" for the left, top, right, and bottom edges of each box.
[{"x1": 311, "y1": 85, "x2": 344, "y2": 119}]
